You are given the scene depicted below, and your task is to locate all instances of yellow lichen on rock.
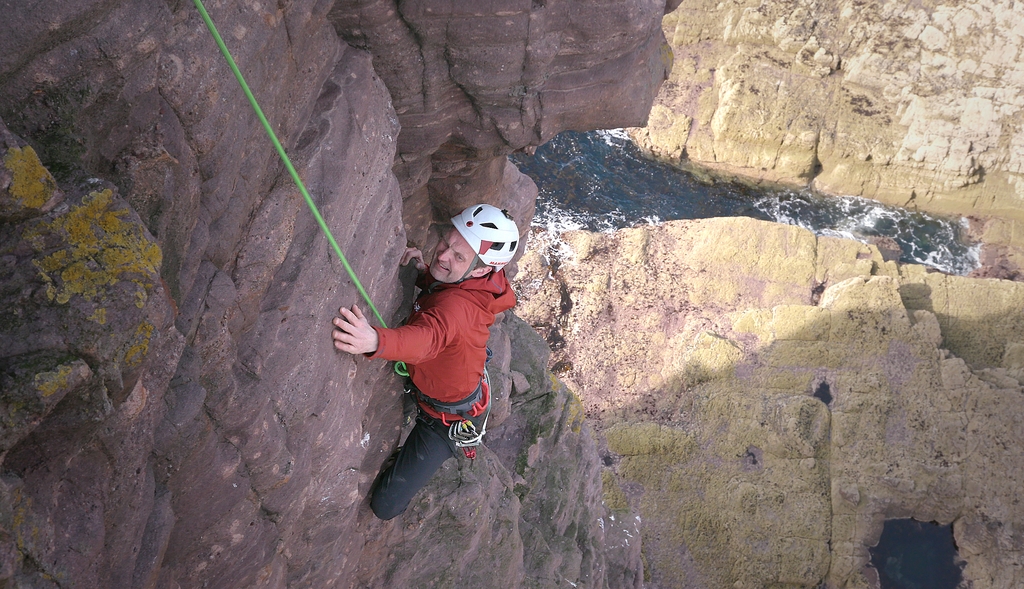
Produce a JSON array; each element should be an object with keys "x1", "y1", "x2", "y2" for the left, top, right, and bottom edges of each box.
[
  {"x1": 680, "y1": 331, "x2": 742, "y2": 386},
  {"x1": 564, "y1": 383, "x2": 586, "y2": 434},
  {"x1": 606, "y1": 422, "x2": 697, "y2": 458},
  {"x1": 814, "y1": 235, "x2": 894, "y2": 283},
  {"x1": 26, "y1": 359, "x2": 92, "y2": 404},
  {"x1": 33, "y1": 364, "x2": 75, "y2": 398},
  {"x1": 3, "y1": 145, "x2": 57, "y2": 209},
  {"x1": 30, "y1": 189, "x2": 161, "y2": 306},
  {"x1": 600, "y1": 470, "x2": 629, "y2": 511},
  {"x1": 900, "y1": 265, "x2": 1024, "y2": 368},
  {"x1": 730, "y1": 308, "x2": 773, "y2": 342},
  {"x1": 771, "y1": 305, "x2": 830, "y2": 342},
  {"x1": 87, "y1": 308, "x2": 107, "y2": 325},
  {"x1": 124, "y1": 321, "x2": 154, "y2": 368}
]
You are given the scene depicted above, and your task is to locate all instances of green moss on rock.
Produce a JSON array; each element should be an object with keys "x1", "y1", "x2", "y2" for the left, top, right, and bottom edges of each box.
[{"x1": 606, "y1": 422, "x2": 697, "y2": 458}]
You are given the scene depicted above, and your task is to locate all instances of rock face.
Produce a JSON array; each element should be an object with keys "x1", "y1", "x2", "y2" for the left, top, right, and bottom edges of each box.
[
  {"x1": 1, "y1": 132, "x2": 181, "y2": 589},
  {"x1": 0, "y1": 0, "x2": 669, "y2": 587},
  {"x1": 329, "y1": 0, "x2": 673, "y2": 246},
  {"x1": 515, "y1": 217, "x2": 1024, "y2": 589},
  {"x1": 634, "y1": 0, "x2": 1024, "y2": 271}
]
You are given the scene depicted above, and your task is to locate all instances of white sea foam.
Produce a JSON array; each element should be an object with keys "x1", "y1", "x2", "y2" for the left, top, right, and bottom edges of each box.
[
  {"x1": 640, "y1": 215, "x2": 663, "y2": 226},
  {"x1": 533, "y1": 203, "x2": 626, "y2": 235},
  {"x1": 595, "y1": 128, "x2": 630, "y2": 147},
  {"x1": 753, "y1": 192, "x2": 980, "y2": 276}
]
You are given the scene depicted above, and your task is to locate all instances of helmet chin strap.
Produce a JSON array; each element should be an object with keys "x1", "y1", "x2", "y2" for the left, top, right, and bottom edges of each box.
[{"x1": 456, "y1": 255, "x2": 490, "y2": 283}]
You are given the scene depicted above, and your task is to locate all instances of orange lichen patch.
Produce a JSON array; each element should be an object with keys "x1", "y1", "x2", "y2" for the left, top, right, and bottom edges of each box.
[
  {"x1": 3, "y1": 145, "x2": 57, "y2": 209},
  {"x1": 30, "y1": 189, "x2": 162, "y2": 305},
  {"x1": 124, "y1": 321, "x2": 154, "y2": 367}
]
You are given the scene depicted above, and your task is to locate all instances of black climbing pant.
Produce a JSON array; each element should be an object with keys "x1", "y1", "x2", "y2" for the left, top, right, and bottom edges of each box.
[{"x1": 370, "y1": 414, "x2": 457, "y2": 520}]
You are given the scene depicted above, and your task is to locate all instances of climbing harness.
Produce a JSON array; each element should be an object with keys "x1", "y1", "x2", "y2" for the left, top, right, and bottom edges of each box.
[
  {"x1": 407, "y1": 371, "x2": 489, "y2": 425},
  {"x1": 406, "y1": 365, "x2": 492, "y2": 460},
  {"x1": 191, "y1": 0, "x2": 407, "y2": 376}
]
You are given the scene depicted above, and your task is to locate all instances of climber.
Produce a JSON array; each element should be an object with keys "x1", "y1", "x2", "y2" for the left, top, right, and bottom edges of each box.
[{"x1": 331, "y1": 203, "x2": 520, "y2": 520}]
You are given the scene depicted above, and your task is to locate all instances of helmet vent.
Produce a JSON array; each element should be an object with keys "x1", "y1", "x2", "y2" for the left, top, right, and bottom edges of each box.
[
  {"x1": 510, "y1": 240, "x2": 517, "y2": 250},
  {"x1": 480, "y1": 222, "x2": 498, "y2": 229},
  {"x1": 473, "y1": 206, "x2": 485, "y2": 216}
]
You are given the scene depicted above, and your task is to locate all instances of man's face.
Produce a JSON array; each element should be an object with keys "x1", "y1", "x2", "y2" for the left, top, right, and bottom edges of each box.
[{"x1": 430, "y1": 229, "x2": 491, "y2": 283}]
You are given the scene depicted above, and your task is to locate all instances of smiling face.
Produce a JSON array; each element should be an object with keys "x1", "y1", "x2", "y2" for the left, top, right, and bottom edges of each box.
[{"x1": 430, "y1": 228, "x2": 492, "y2": 283}]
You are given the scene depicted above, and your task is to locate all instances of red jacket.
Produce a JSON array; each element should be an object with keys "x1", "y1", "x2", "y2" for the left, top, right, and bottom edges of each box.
[{"x1": 369, "y1": 269, "x2": 516, "y2": 402}]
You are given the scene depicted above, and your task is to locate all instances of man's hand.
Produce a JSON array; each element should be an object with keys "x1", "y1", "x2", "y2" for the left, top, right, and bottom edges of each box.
[
  {"x1": 332, "y1": 305, "x2": 379, "y2": 355},
  {"x1": 400, "y1": 247, "x2": 427, "y2": 272}
]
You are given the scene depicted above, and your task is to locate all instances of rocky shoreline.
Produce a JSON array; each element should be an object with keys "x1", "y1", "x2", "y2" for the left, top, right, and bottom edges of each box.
[{"x1": 633, "y1": 0, "x2": 1024, "y2": 283}]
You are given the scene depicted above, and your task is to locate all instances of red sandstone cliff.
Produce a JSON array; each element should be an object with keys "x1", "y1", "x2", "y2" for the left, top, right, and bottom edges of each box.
[{"x1": 0, "y1": 1, "x2": 670, "y2": 587}]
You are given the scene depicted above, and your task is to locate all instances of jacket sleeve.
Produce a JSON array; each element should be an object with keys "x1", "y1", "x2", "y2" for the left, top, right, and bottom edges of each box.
[{"x1": 367, "y1": 295, "x2": 469, "y2": 364}]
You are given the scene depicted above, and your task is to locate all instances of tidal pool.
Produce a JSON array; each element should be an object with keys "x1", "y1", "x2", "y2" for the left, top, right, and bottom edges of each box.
[{"x1": 869, "y1": 519, "x2": 965, "y2": 589}]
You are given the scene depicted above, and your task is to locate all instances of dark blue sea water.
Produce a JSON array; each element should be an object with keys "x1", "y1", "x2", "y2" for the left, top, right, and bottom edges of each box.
[{"x1": 511, "y1": 130, "x2": 980, "y2": 276}]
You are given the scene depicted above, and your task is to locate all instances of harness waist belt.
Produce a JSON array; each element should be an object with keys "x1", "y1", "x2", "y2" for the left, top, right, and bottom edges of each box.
[
  {"x1": 407, "y1": 374, "x2": 489, "y2": 425},
  {"x1": 409, "y1": 381, "x2": 481, "y2": 414}
]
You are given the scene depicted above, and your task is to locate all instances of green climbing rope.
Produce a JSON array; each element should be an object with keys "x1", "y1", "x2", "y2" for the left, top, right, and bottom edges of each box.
[{"x1": 192, "y1": 0, "x2": 408, "y2": 377}]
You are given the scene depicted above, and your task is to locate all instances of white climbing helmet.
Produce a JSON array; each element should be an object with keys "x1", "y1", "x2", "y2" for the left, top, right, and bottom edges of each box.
[{"x1": 451, "y1": 203, "x2": 520, "y2": 269}]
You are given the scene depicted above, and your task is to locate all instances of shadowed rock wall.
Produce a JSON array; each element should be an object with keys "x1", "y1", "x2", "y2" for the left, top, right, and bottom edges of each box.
[
  {"x1": 2, "y1": 0, "x2": 408, "y2": 581},
  {"x1": 0, "y1": 0, "x2": 670, "y2": 587}
]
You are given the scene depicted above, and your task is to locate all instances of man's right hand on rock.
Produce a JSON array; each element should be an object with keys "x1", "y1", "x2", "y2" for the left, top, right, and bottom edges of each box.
[{"x1": 401, "y1": 247, "x2": 426, "y2": 272}]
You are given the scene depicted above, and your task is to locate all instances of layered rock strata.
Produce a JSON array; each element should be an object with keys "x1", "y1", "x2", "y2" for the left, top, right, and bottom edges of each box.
[
  {"x1": 634, "y1": 0, "x2": 1024, "y2": 275},
  {"x1": 0, "y1": 0, "x2": 671, "y2": 586},
  {"x1": 515, "y1": 216, "x2": 1024, "y2": 589}
]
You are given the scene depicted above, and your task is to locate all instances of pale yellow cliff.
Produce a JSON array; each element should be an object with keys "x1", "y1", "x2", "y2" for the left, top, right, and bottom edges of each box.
[
  {"x1": 635, "y1": 0, "x2": 1024, "y2": 271},
  {"x1": 515, "y1": 217, "x2": 1024, "y2": 589}
]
